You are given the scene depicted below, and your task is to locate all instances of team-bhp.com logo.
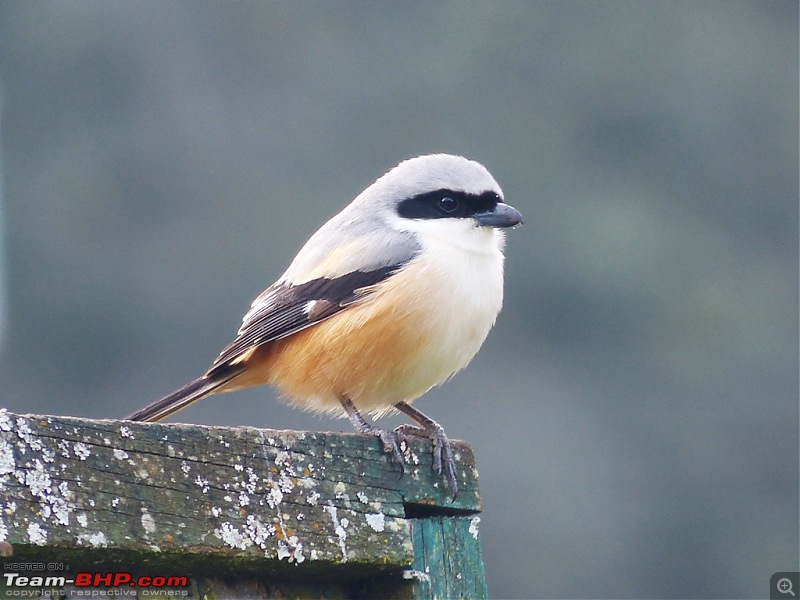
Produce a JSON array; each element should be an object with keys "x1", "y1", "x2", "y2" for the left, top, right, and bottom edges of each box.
[{"x1": 4, "y1": 572, "x2": 188, "y2": 595}]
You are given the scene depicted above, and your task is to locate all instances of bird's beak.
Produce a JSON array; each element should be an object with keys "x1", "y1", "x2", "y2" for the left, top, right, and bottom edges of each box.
[{"x1": 473, "y1": 202, "x2": 524, "y2": 228}]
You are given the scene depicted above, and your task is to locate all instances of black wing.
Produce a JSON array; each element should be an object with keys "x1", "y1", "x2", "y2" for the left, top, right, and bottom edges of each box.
[{"x1": 207, "y1": 265, "x2": 401, "y2": 373}]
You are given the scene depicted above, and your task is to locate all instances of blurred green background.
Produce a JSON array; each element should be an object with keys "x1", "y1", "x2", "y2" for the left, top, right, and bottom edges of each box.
[{"x1": 0, "y1": 2, "x2": 797, "y2": 598}]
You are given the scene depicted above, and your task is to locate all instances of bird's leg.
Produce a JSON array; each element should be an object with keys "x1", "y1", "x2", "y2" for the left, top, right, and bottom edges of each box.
[
  {"x1": 394, "y1": 401, "x2": 457, "y2": 496},
  {"x1": 339, "y1": 395, "x2": 406, "y2": 472}
]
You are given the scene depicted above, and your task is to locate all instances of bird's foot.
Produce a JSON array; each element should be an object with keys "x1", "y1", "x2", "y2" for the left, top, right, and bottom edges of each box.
[
  {"x1": 394, "y1": 403, "x2": 458, "y2": 498},
  {"x1": 365, "y1": 423, "x2": 408, "y2": 472},
  {"x1": 339, "y1": 396, "x2": 458, "y2": 498},
  {"x1": 339, "y1": 396, "x2": 407, "y2": 475}
]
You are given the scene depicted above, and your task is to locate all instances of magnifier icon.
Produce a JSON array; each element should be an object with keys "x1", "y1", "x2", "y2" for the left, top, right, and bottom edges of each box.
[{"x1": 777, "y1": 578, "x2": 796, "y2": 597}]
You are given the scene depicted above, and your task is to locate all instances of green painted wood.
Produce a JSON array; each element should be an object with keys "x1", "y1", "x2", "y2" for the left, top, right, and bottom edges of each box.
[
  {"x1": 0, "y1": 410, "x2": 486, "y2": 598},
  {"x1": 407, "y1": 516, "x2": 488, "y2": 600}
]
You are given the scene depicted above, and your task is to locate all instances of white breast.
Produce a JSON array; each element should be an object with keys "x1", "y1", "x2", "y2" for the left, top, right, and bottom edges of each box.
[{"x1": 399, "y1": 224, "x2": 506, "y2": 395}]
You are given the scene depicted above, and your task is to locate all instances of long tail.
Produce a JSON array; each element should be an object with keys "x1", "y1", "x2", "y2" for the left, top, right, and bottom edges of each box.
[{"x1": 125, "y1": 369, "x2": 239, "y2": 422}]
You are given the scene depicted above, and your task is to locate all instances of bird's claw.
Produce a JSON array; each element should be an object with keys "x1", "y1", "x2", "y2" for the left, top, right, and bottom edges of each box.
[
  {"x1": 374, "y1": 426, "x2": 406, "y2": 474},
  {"x1": 394, "y1": 423, "x2": 458, "y2": 498},
  {"x1": 340, "y1": 396, "x2": 457, "y2": 497}
]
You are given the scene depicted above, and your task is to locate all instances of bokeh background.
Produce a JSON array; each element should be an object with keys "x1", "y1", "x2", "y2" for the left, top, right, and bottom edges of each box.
[{"x1": 0, "y1": 2, "x2": 797, "y2": 598}]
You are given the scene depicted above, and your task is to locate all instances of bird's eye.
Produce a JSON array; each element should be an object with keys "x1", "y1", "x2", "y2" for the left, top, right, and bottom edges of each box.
[{"x1": 438, "y1": 196, "x2": 458, "y2": 213}]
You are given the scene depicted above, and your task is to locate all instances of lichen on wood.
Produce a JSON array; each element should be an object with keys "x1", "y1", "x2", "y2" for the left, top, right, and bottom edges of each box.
[{"x1": 0, "y1": 409, "x2": 481, "y2": 585}]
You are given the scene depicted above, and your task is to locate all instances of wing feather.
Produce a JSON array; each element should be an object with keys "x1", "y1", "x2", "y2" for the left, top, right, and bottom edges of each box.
[{"x1": 207, "y1": 265, "x2": 402, "y2": 372}]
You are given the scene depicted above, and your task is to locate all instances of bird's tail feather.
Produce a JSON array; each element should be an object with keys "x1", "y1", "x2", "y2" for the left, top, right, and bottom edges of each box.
[{"x1": 125, "y1": 370, "x2": 239, "y2": 422}]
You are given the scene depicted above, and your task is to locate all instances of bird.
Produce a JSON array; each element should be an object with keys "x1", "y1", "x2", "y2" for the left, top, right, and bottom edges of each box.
[{"x1": 126, "y1": 153, "x2": 522, "y2": 496}]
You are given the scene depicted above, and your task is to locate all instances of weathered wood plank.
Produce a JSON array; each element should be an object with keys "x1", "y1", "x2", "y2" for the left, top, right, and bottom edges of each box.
[
  {"x1": 407, "y1": 516, "x2": 488, "y2": 599},
  {"x1": 0, "y1": 409, "x2": 483, "y2": 596}
]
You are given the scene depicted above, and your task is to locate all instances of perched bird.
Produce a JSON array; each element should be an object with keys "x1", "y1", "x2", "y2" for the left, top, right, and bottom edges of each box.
[{"x1": 126, "y1": 154, "x2": 522, "y2": 495}]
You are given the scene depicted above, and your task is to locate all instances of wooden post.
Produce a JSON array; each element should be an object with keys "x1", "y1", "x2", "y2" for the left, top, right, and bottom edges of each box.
[{"x1": 0, "y1": 410, "x2": 487, "y2": 599}]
